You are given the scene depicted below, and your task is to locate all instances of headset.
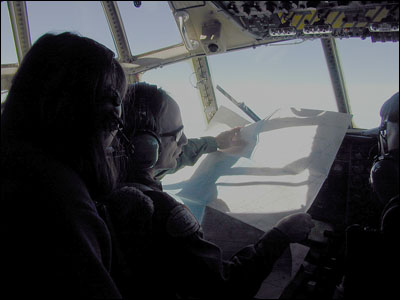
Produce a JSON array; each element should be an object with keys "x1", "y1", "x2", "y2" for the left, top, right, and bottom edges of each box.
[
  {"x1": 369, "y1": 93, "x2": 399, "y2": 206},
  {"x1": 130, "y1": 129, "x2": 161, "y2": 169},
  {"x1": 119, "y1": 82, "x2": 162, "y2": 170}
]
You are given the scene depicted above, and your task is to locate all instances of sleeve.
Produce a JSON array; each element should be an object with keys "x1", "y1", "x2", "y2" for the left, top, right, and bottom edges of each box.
[
  {"x1": 177, "y1": 227, "x2": 290, "y2": 299},
  {"x1": 148, "y1": 191, "x2": 290, "y2": 299},
  {"x1": 155, "y1": 136, "x2": 218, "y2": 180}
]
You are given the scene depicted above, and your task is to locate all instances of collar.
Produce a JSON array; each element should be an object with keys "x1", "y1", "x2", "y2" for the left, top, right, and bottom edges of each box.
[{"x1": 129, "y1": 169, "x2": 163, "y2": 192}]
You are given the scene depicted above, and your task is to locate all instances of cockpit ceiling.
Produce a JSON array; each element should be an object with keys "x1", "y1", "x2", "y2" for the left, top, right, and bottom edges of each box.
[{"x1": 212, "y1": 1, "x2": 399, "y2": 43}]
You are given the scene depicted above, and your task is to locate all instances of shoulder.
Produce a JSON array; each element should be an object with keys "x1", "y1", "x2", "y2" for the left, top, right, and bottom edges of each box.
[
  {"x1": 107, "y1": 185, "x2": 154, "y2": 230},
  {"x1": 2, "y1": 140, "x2": 111, "y2": 249},
  {"x1": 108, "y1": 185, "x2": 154, "y2": 215},
  {"x1": 144, "y1": 191, "x2": 201, "y2": 238},
  {"x1": 166, "y1": 205, "x2": 201, "y2": 238}
]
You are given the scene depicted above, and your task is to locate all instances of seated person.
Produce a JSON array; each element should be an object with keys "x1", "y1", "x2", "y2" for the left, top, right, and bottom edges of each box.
[
  {"x1": 345, "y1": 92, "x2": 399, "y2": 299},
  {"x1": 370, "y1": 91, "x2": 399, "y2": 216},
  {"x1": 107, "y1": 82, "x2": 314, "y2": 299},
  {"x1": 1, "y1": 32, "x2": 126, "y2": 298},
  {"x1": 372, "y1": 91, "x2": 399, "y2": 268}
]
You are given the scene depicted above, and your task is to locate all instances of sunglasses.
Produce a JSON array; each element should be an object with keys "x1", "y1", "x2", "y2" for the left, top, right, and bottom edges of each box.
[{"x1": 160, "y1": 125, "x2": 184, "y2": 142}]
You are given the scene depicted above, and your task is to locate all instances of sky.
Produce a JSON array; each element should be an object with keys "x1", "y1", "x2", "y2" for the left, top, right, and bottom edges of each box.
[{"x1": 2, "y1": 1, "x2": 399, "y2": 134}]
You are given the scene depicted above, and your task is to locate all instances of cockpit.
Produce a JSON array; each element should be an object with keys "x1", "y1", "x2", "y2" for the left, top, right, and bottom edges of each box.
[{"x1": 1, "y1": 1, "x2": 399, "y2": 299}]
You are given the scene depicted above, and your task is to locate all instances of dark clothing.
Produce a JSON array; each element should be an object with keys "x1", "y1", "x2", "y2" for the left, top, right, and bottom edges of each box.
[
  {"x1": 380, "y1": 194, "x2": 400, "y2": 237},
  {"x1": 345, "y1": 193, "x2": 399, "y2": 298},
  {"x1": 1, "y1": 139, "x2": 121, "y2": 298},
  {"x1": 108, "y1": 174, "x2": 290, "y2": 299}
]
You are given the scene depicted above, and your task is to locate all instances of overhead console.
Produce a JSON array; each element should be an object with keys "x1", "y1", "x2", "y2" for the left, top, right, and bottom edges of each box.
[
  {"x1": 169, "y1": 1, "x2": 398, "y2": 55},
  {"x1": 213, "y1": 1, "x2": 399, "y2": 43}
]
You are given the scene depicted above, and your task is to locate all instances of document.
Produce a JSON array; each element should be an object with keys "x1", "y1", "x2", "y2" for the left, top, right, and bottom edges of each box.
[{"x1": 164, "y1": 105, "x2": 352, "y2": 232}]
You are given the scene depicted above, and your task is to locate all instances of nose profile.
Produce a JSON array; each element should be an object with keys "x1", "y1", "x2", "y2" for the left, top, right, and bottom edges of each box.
[{"x1": 179, "y1": 132, "x2": 188, "y2": 146}]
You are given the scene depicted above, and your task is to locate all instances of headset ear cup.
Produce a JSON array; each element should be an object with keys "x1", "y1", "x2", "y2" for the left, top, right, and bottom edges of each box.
[{"x1": 131, "y1": 133, "x2": 160, "y2": 169}]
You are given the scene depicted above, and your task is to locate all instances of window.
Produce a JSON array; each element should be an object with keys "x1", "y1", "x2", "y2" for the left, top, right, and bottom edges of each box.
[
  {"x1": 1, "y1": 2, "x2": 18, "y2": 64},
  {"x1": 26, "y1": 1, "x2": 117, "y2": 56},
  {"x1": 208, "y1": 39, "x2": 338, "y2": 123},
  {"x1": 118, "y1": 1, "x2": 183, "y2": 55},
  {"x1": 336, "y1": 38, "x2": 399, "y2": 129}
]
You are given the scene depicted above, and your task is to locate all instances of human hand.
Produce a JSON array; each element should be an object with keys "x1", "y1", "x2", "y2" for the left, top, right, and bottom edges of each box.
[
  {"x1": 275, "y1": 212, "x2": 315, "y2": 243},
  {"x1": 215, "y1": 127, "x2": 244, "y2": 150}
]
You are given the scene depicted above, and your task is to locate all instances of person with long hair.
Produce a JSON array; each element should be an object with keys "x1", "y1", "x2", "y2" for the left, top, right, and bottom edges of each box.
[{"x1": 1, "y1": 32, "x2": 127, "y2": 298}]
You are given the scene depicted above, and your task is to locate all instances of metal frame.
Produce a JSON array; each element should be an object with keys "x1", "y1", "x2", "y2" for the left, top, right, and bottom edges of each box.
[
  {"x1": 1, "y1": 63, "x2": 18, "y2": 92},
  {"x1": 321, "y1": 37, "x2": 354, "y2": 127},
  {"x1": 100, "y1": 1, "x2": 142, "y2": 84},
  {"x1": 101, "y1": 1, "x2": 133, "y2": 63},
  {"x1": 7, "y1": 1, "x2": 31, "y2": 64},
  {"x1": 191, "y1": 56, "x2": 218, "y2": 123}
]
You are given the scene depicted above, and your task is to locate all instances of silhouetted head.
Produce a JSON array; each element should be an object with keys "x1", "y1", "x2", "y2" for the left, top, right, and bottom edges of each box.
[{"x1": 2, "y1": 32, "x2": 127, "y2": 196}]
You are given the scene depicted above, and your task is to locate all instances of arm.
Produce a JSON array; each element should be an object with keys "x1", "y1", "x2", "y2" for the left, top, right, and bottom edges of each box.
[
  {"x1": 155, "y1": 127, "x2": 244, "y2": 180},
  {"x1": 155, "y1": 136, "x2": 217, "y2": 180},
  {"x1": 177, "y1": 227, "x2": 290, "y2": 299},
  {"x1": 148, "y1": 191, "x2": 313, "y2": 299}
]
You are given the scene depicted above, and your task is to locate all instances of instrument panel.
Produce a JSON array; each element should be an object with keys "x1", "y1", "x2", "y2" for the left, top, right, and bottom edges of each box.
[{"x1": 214, "y1": 1, "x2": 399, "y2": 42}]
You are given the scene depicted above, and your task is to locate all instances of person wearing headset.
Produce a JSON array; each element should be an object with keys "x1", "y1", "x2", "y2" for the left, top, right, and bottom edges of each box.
[
  {"x1": 370, "y1": 91, "x2": 399, "y2": 214},
  {"x1": 345, "y1": 92, "x2": 399, "y2": 299},
  {"x1": 107, "y1": 82, "x2": 314, "y2": 299},
  {"x1": 1, "y1": 32, "x2": 127, "y2": 298}
]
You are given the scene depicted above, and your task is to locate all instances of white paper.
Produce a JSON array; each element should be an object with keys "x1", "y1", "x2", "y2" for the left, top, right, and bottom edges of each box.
[{"x1": 163, "y1": 105, "x2": 352, "y2": 232}]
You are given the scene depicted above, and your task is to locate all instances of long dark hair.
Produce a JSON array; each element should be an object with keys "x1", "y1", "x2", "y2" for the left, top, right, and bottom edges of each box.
[{"x1": 1, "y1": 32, "x2": 127, "y2": 198}]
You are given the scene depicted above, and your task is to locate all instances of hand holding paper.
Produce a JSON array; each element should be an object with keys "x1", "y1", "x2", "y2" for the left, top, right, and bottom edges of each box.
[{"x1": 215, "y1": 127, "x2": 244, "y2": 149}]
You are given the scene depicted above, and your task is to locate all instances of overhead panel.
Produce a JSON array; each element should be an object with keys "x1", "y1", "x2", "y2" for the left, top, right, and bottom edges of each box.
[
  {"x1": 211, "y1": 1, "x2": 399, "y2": 43},
  {"x1": 170, "y1": 1, "x2": 206, "y2": 10}
]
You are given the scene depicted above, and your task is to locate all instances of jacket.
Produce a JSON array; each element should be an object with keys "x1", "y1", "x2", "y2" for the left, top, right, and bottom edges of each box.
[
  {"x1": 1, "y1": 139, "x2": 121, "y2": 298},
  {"x1": 108, "y1": 173, "x2": 290, "y2": 299}
]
